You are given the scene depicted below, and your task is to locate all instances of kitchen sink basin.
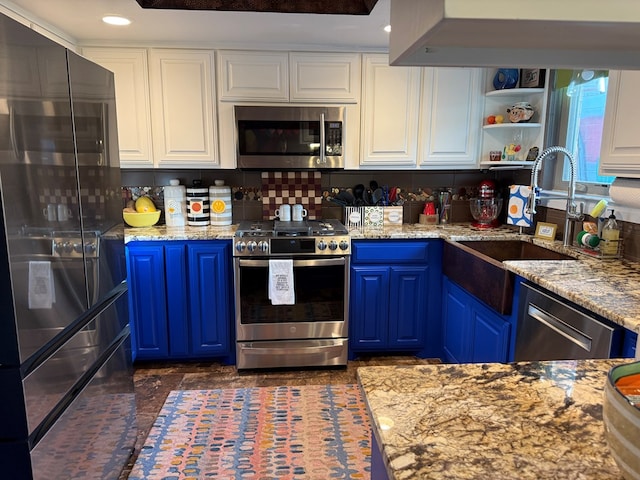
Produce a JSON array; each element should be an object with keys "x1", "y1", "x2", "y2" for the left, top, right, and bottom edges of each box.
[
  {"x1": 456, "y1": 240, "x2": 576, "y2": 262},
  {"x1": 443, "y1": 240, "x2": 576, "y2": 314}
]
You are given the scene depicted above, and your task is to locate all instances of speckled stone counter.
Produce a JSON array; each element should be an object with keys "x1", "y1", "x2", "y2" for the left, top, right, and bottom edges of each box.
[
  {"x1": 123, "y1": 222, "x2": 640, "y2": 335},
  {"x1": 358, "y1": 360, "x2": 626, "y2": 480},
  {"x1": 124, "y1": 224, "x2": 236, "y2": 242}
]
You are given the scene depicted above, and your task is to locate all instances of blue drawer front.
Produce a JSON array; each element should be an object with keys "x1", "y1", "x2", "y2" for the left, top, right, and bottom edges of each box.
[{"x1": 352, "y1": 240, "x2": 431, "y2": 264}]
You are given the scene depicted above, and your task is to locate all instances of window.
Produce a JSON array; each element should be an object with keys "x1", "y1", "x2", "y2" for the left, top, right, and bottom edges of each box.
[{"x1": 545, "y1": 70, "x2": 613, "y2": 196}]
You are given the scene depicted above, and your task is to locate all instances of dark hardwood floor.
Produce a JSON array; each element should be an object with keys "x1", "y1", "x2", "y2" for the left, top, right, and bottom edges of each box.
[{"x1": 120, "y1": 355, "x2": 440, "y2": 479}]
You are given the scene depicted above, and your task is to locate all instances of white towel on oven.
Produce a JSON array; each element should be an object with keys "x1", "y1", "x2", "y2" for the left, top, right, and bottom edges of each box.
[
  {"x1": 28, "y1": 261, "x2": 54, "y2": 309},
  {"x1": 268, "y1": 259, "x2": 295, "y2": 305}
]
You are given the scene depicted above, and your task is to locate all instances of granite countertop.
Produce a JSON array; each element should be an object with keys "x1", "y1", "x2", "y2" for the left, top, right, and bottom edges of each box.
[
  {"x1": 358, "y1": 360, "x2": 627, "y2": 480},
  {"x1": 123, "y1": 222, "x2": 640, "y2": 335},
  {"x1": 124, "y1": 224, "x2": 237, "y2": 242}
]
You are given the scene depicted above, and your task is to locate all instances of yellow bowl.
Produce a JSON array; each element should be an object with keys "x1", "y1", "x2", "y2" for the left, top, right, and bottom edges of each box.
[{"x1": 123, "y1": 210, "x2": 161, "y2": 227}]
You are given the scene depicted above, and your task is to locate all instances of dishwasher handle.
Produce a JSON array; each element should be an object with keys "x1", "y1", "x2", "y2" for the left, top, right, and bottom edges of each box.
[{"x1": 528, "y1": 303, "x2": 592, "y2": 353}]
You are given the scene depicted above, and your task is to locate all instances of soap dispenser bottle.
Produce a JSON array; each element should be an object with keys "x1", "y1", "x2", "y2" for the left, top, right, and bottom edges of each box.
[{"x1": 601, "y1": 209, "x2": 620, "y2": 256}]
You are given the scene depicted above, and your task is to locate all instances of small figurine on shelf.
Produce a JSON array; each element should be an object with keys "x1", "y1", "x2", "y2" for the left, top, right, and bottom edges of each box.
[
  {"x1": 526, "y1": 146, "x2": 540, "y2": 161},
  {"x1": 503, "y1": 143, "x2": 521, "y2": 161}
]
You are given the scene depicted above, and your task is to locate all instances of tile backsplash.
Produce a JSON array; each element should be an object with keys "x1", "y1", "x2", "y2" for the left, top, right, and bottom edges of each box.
[{"x1": 261, "y1": 171, "x2": 322, "y2": 220}]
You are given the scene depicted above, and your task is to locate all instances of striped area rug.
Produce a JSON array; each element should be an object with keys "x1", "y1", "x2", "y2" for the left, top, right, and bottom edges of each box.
[{"x1": 128, "y1": 384, "x2": 371, "y2": 479}]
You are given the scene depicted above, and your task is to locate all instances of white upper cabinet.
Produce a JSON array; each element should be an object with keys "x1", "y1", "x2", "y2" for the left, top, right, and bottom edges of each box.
[
  {"x1": 600, "y1": 70, "x2": 640, "y2": 178},
  {"x1": 82, "y1": 48, "x2": 154, "y2": 167},
  {"x1": 289, "y1": 52, "x2": 360, "y2": 102},
  {"x1": 148, "y1": 49, "x2": 219, "y2": 168},
  {"x1": 360, "y1": 54, "x2": 421, "y2": 167},
  {"x1": 419, "y1": 67, "x2": 483, "y2": 168},
  {"x1": 360, "y1": 54, "x2": 482, "y2": 169},
  {"x1": 218, "y1": 50, "x2": 289, "y2": 102},
  {"x1": 217, "y1": 50, "x2": 360, "y2": 102}
]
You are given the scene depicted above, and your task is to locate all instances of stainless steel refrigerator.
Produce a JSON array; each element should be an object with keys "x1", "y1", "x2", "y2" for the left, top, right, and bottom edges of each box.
[{"x1": 0, "y1": 13, "x2": 137, "y2": 479}]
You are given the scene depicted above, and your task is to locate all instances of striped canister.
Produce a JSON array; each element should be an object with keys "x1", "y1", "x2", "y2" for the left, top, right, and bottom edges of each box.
[
  {"x1": 209, "y1": 181, "x2": 232, "y2": 226},
  {"x1": 186, "y1": 180, "x2": 210, "y2": 226}
]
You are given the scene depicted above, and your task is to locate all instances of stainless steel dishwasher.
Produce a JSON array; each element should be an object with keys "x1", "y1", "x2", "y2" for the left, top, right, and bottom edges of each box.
[{"x1": 515, "y1": 282, "x2": 623, "y2": 361}]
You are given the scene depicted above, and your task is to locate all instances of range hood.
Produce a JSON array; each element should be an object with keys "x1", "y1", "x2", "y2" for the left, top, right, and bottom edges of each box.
[{"x1": 389, "y1": 0, "x2": 640, "y2": 69}]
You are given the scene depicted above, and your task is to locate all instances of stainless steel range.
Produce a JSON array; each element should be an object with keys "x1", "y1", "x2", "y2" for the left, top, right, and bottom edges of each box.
[{"x1": 233, "y1": 219, "x2": 350, "y2": 369}]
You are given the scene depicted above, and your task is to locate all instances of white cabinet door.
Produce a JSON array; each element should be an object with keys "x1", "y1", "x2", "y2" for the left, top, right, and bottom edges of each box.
[
  {"x1": 217, "y1": 50, "x2": 288, "y2": 101},
  {"x1": 360, "y1": 54, "x2": 421, "y2": 167},
  {"x1": 149, "y1": 49, "x2": 219, "y2": 168},
  {"x1": 419, "y1": 67, "x2": 483, "y2": 169},
  {"x1": 600, "y1": 70, "x2": 640, "y2": 178},
  {"x1": 290, "y1": 52, "x2": 360, "y2": 102},
  {"x1": 82, "y1": 48, "x2": 154, "y2": 167}
]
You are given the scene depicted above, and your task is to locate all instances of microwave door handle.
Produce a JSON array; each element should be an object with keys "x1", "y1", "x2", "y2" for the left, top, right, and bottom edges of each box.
[{"x1": 319, "y1": 112, "x2": 326, "y2": 165}]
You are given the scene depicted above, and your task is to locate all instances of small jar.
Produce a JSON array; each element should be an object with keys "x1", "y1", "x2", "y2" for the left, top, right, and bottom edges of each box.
[{"x1": 186, "y1": 180, "x2": 210, "y2": 227}]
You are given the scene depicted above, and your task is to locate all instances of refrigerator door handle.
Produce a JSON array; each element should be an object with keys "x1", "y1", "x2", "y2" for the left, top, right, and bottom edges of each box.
[
  {"x1": 20, "y1": 281, "x2": 128, "y2": 378},
  {"x1": 9, "y1": 105, "x2": 23, "y2": 162}
]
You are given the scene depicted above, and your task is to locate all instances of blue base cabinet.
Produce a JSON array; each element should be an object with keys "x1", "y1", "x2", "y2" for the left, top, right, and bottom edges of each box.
[
  {"x1": 442, "y1": 276, "x2": 513, "y2": 364},
  {"x1": 350, "y1": 240, "x2": 442, "y2": 358},
  {"x1": 126, "y1": 240, "x2": 233, "y2": 362}
]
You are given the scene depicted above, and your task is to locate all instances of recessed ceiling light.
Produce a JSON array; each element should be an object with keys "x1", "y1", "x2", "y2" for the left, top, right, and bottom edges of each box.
[
  {"x1": 102, "y1": 15, "x2": 131, "y2": 26},
  {"x1": 384, "y1": 25, "x2": 391, "y2": 33}
]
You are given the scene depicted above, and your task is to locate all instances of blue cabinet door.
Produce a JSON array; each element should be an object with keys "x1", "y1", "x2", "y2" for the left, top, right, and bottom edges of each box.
[
  {"x1": 442, "y1": 278, "x2": 471, "y2": 363},
  {"x1": 126, "y1": 243, "x2": 168, "y2": 360},
  {"x1": 623, "y1": 330, "x2": 638, "y2": 358},
  {"x1": 187, "y1": 242, "x2": 231, "y2": 356},
  {"x1": 442, "y1": 276, "x2": 511, "y2": 364},
  {"x1": 350, "y1": 240, "x2": 442, "y2": 357},
  {"x1": 350, "y1": 266, "x2": 389, "y2": 350},
  {"x1": 388, "y1": 266, "x2": 427, "y2": 349},
  {"x1": 470, "y1": 301, "x2": 510, "y2": 363},
  {"x1": 165, "y1": 243, "x2": 189, "y2": 357}
]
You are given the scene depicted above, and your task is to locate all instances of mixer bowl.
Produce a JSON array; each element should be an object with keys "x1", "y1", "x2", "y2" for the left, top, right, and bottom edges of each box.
[{"x1": 470, "y1": 198, "x2": 503, "y2": 228}]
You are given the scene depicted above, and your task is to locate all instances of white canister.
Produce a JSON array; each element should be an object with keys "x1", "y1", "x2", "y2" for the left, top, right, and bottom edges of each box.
[
  {"x1": 186, "y1": 180, "x2": 210, "y2": 227},
  {"x1": 209, "y1": 182, "x2": 232, "y2": 226},
  {"x1": 164, "y1": 179, "x2": 187, "y2": 227}
]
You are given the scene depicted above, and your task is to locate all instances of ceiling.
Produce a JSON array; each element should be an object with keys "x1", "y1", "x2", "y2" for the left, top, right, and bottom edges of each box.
[{"x1": 2, "y1": 0, "x2": 391, "y2": 50}]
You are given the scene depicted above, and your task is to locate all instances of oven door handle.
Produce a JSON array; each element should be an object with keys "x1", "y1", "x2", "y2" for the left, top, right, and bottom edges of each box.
[
  {"x1": 237, "y1": 257, "x2": 346, "y2": 268},
  {"x1": 240, "y1": 341, "x2": 345, "y2": 356}
]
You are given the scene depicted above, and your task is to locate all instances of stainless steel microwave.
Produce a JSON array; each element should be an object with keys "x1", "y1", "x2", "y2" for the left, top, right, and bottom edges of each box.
[{"x1": 234, "y1": 105, "x2": 344, "y2": 169}]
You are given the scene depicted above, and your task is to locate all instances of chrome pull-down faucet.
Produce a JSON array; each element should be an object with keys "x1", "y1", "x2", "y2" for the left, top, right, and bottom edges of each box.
[{"x1": 526, "y1": 146, "x2": 584, "y2": 247}]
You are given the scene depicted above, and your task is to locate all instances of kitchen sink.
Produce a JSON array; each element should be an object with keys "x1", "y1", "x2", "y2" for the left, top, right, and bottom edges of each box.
[
  {"x1": 443, "y1": 240, "x2": 576, "y2": 314},
  {"x1": 455, "y1": 240, "x2": 576, "y2": 262}
]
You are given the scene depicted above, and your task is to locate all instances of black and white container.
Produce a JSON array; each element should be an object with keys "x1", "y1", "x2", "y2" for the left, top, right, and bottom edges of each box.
[
  {"x1": 209, "y1": 180, "x2": 232, "y2": 226},
  {"x1": 187, "y1": 180, "x2": 209, "y2": 226}
]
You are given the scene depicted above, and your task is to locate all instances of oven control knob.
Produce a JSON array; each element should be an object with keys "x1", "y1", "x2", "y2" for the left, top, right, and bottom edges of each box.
[
  {"x1": 56, "y1": 241, "x2": 72, "y2": 254},
  {"x1": 235, "y1": 241, "x2": 246, "y2": 253},
  {"x1": 339, "y1": 240, "x2": 349, "y2": 251},
  {"x1": 258, "y1": 241, "x2": 269, "y2": 253},
  {"x1": 73, "y1": 242, "x2": 83, "y2": 254},
  {"x1": 328, "y1": 240, "x2": 338, "y2": 251},
  {"x1": 84, "y1": 242, "x2": 97, "y2": 254},
  {"x1": 247, "y1": 241, "x2": 258, "y2": 252},
  {"x1": 317, "y1": 240, "x2": 327, "y2": 251}
]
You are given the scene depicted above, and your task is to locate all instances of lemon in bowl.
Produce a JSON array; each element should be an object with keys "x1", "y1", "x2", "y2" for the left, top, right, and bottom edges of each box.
[
  {"x1": 123, "y1": 210, "x2": 161, "y2": 227},
  {"x1": 135, "y1": 196, "x2": 157, "y2": 213}
]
